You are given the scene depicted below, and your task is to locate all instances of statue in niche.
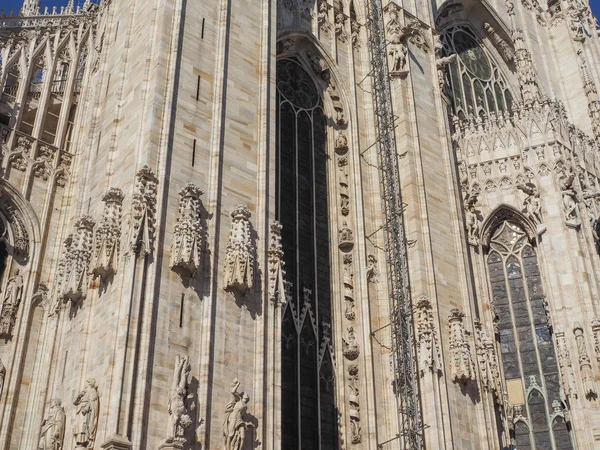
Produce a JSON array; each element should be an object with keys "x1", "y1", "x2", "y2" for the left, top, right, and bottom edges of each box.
[
  {"x1": 73, "y1": 378, "x2": 99, "y2": 449},
  {"x1": 39, "y1": 398, "x2": 66, "y2": 450},
  {"x1": 389, "y1": 43, "x2": 408, "y2": 75},
  {"x1": 2, "y1": 269, "x2": 23, "y2": 308},
  {"x1": 165, "y1": 354, "x2": 193, "y2": 443},
  {"x1": 223, "y1": 378, "x2": 254, "y2": 450},
  {"x1": 517, "y1": 182, "x2": 543, "y2": 225}
]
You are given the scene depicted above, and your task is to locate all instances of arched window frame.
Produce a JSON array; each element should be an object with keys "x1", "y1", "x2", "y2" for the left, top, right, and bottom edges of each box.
[
  {"x1": 479, "y1": 209, "x2": 575, "y2": 450},
  {"x1": 440, "y1": 23, "x2": 518, "y2": 119}
]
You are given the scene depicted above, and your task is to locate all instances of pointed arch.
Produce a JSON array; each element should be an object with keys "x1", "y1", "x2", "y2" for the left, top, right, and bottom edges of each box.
[{"x1": 480, "y1": 204, "x2": 537, "y2": 247}]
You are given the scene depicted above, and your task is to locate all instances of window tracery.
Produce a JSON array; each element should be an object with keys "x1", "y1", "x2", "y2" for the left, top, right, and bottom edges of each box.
[
  {"x1": 441, "y1": 25, "x2": 515, "y2": 119},
  {"x1": 277, "y1": 58, "x2": 337, "y2": 449},
  {"x1": 487, "y1": 220, "x2": 573, "y2": 449}
]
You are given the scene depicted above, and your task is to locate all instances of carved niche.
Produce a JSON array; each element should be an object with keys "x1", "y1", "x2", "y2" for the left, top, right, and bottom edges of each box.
[
  {"x1": 91, "y1": 188, "x2": 124, "y2": 281},
  {"x1": 223, "y1": 206, "x2": 255, "y2": 295},
  {"x1": 56, "y1": 216, "x2": 95, "y2": 304},
  {"x1": 170, "y1": 183, "x2": 204, "y2": 277},
  {"x1": 448, "y1": 308, "x2": 476, "y2": 383},
  {"x1": 129, "y1": 166, "x2": 158, "y2": 256}
]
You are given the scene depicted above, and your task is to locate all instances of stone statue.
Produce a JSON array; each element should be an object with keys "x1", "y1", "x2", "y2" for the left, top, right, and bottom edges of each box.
[
  {"x1": 223, "y1": 378, "x2": 254, "y2": 450},
  {"x1": 464, "y1": 192, "x2": 480, "y2": 245},
  {"x1": 560, "y1": 174, "x2": 578, "y2": 223},
  {"x1": 73, "y1": 378, "x2": 99, "y2": 449},
  {"x1": 3, "y1": 269, "x2": 23, "y2": 308},
  {"x1": 38, "y1": 398, "x2": 66, "y2": 450},
  {"x1": 165, "y1": 354, "x2": 193, "y2": 443},
  {"x1": 517, "y1": 182, "x2": 543, "y2": 225},
  {"x1": 389, "y1": 44, "x2": 407, "y2": 74}
]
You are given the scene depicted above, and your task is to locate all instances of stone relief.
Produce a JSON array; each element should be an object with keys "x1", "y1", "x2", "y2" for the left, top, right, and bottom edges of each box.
[
  {"x1": 573, "y1": 323, "x2": 596, "y2": 398},
  {"x1": 592, "y1": 318, "x2": 600, "y2": 364},
  {"x1": 224, "y1": 205, "x2": 255, "y2": 295},
  {"x1": 73, "y1": 378, "x2": 99, "y2": 449},
  {"x1": 170, "y1": 183, "x2": 204, "y2": 277},
  {"x1": 0, "y1": 268, "x2": 23, "y2": 337},
  {"x1": 415, "y1": 296, "x2": 442, "y2": 377},
  {"x1": 335, "y1": 131, "x2": 348, "y2": 155},
  {"x1": 165, "y1": 354, "x2": 194, "y2": 444},
  {"x1": 328, "y1": 84, "x2": 345, "y2": 124},
  {"x1": 91, "y1": 187, "x2": 124, "y2": 281},
  {"x1": 335, "y1": 13, "x2": 348, "y2": 42},
  {"x1": 39, "y1": 398, "x2": 66, "y2": 450},
  {"x1": 129, "y1": 166, "x2": 158, "y2": 256},
  {"x1": 475, "y1": 320, "x2": 502, "y2": 400},
  {"x1": 347, "y1": 364, "x2": 361, "y2": 444},
  {"x1": 223, "y1": 378, "x2": 254, "y2": 450},
  {"x1": 268, "y1": 221, "x2": 286, "y2": 306},
  {"x1": 56, "y1": 216, "x2": 95, "y2": 304},
  {"x1": 448, "y1": 308, "x2": 476, "y2": 383},
  {"x1": 338, "y1": 221, "x2": 354, "y2": 251}
]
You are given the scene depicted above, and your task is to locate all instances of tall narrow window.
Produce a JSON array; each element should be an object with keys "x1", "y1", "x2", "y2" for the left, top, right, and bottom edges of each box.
[
  {"x1": 441, "y1": 25, "x2": 514, "y2": 119},
  {"x1": 487, "y1": 221, "x2": 573, "y2": 449},
  {"x1": 277, "y1": 58, "x2": 337, "y2": 450}
]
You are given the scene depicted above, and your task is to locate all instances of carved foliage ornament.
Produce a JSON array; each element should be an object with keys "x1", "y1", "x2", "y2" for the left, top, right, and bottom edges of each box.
[
  {"x1": 224, "y1": 206, "x2": 255, "y2": 295},
  {"x1": 170, "y1": 183, "x2": 204, "y2": 277},
  {"x1": 91, "y1": 188, "x2": 124, "y2": 281}
]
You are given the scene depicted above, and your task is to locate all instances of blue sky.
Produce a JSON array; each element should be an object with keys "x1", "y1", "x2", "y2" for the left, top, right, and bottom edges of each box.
[{"x1": 1, "y1": 0, "x2": 600, "y2": 26}]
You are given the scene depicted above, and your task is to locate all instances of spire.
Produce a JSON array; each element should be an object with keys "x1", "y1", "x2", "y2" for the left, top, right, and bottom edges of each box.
[{"x1": 21, "y1": 0, "x2": 40, "y2": 16}]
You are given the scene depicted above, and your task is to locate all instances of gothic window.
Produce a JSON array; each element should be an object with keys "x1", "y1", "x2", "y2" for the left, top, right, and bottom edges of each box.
[
  {"x1": 277, "y1": 58, "x2": 338, "y2": 450},
  {"x1": 441, "y1": 25, "x2": 514, "y2": 119},
  {"x1": 487, "y1": 221, "x2": 573, "y2": 450}
]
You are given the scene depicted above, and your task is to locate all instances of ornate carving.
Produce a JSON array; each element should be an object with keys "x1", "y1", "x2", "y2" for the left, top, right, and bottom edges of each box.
[
  {"x1": 129, "y1": 166, "x2": 158, "y2": 256},
  {"x1": 555, "y1": 327, "x2": 577, "y2": 400},
  {"x1": 56, "y1": 216, "x2": 95, "y2": 304},
  {"x1": 317, "y1": 1, "x2": 331, "y2": 32},
  {"x1": 0, "y1": 269, "x2": 23, "y2": 338},
  {"x1": 347, "y1": 364, "x2": 361, "y2": 444},
  {"x1": 4, "y1": 202, "x2": 29, "y2": 255},
  {"x1": 483, "y1": 22, "x2": 515, "y2": 63},
  {"x1": 511, "y1": 27, "x2": 542, "y2": 106},
  {"x1": 448, "y1": 308, "x2": 476, "y2": 383},
  {"x1": 268, "y1": 221, "x2": 286, "y2": 307},
  {"x1": 335, "y1": 131, "x2": 348, "y2": 155},
  {"x1": 9, "y1": 136, "x2": 33, "y2": 171},
  {"x1": 415, "y1": 296, "x2": 442, "y2": 376},
  {"x1": 573, "y1": 323, "x2": 596, "y2": 397},
  {"x1": 385, "y1": 3, "x2": 408, "y2": 77},
  {"x1": 343, "y1": 326, "x2": 360, "y2": 360},
  {"x1": 170, "y1": 183, "x2": 204, "y2": 277},
  {"x1": 306, "y1": 52, "x2": 329, "y2": 81},
  {"x1": 223, "y1": 206, "x2": 254, "y2": 295},
  {"x1": 328, "y1": 84, "x2": 345, "y2": 124},
  {"x1": 343, "y1": 254, "x2": 355, "y2": 320},
  {"x1": 39, "y1": 398, "x2": 66, "y2": 450},
  {"x1": 73, "y1": 378, "x2": 99, "y2": 449},
  {"x1": 223, "y1": 378, "x2": 254, "y2": 450},
  {"x1": 366, "y1": 254, "x2": 380, "y2": 283},
  {"x1": 165, "y1": 355, "x2": 193, "y2": 443},
  {"x1": 91, "y1": 188, "x2": 124, "y2": 281},
  {"x1": 351, "y1": 19, "x2": 361, "y2": 48},
  {"x1": 517, "y1": 182, "x2": 543, "y2": 225}
]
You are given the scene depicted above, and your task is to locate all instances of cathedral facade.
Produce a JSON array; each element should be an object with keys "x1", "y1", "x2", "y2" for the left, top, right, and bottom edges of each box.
[{"x1": 1, "y1": 0, "x2": 600, "y2": 448}]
